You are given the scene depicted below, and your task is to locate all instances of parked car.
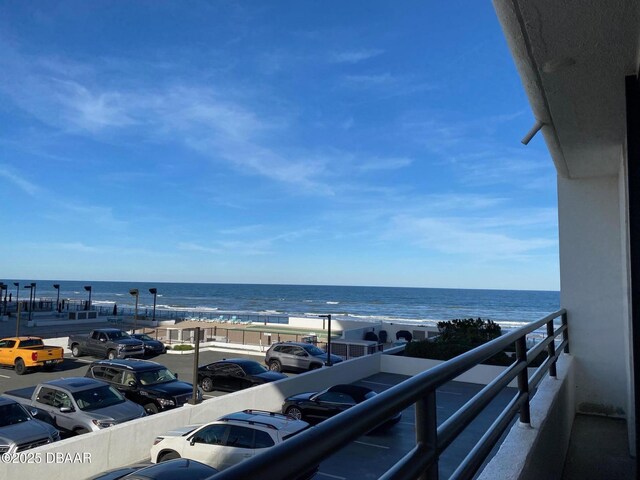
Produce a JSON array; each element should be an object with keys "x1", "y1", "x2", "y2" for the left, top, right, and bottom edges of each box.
[
  {"x1": 0, "y1": 396, "x2": 60, "y2": 454},
  {"x1": 282, "y1": 384, "x2": 402, "y2": 429},
  {"x1": 130, "y1": 334, "x2": 166, "y2": 356},
  {"x1": 0, "y1": 337, "x2": 64, "y2": 375},
  {"x1": 150, "y1": 410, "x2": 314, "y2": 477},
  {"x1": 3, "y1": 377, "x2": 146, "y2": 435},
  {"x1": 197, "y1": 358, "x2": 287, "y2": 392},
  {"x1": 265, "y1": 341, "x2": 343, "y2": 372},
  {"x1": 89, "y1": 459, "x2": 218, "y2": 480},
  {"x1": 69, "y1": 329, "x2": 145, "y2": 360},
  {"x1": 85, "y1": 359, "x2": 199, "y2": 414}
]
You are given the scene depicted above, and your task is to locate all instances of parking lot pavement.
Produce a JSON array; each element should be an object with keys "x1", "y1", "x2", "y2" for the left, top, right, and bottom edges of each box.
[
  {"x1": 0, "y1": 349, "x2": 275, "y2": 394},
  {"x1": 316, "y1": 373, "x2": 517, "y2": 480}
]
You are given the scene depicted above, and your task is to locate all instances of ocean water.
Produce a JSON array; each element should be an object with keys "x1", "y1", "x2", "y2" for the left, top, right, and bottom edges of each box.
[{"x1": 12, "y1": 280, "x2": 560, "y2": 328}]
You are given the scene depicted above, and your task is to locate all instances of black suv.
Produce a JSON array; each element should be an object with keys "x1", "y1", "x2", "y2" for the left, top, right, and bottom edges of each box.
[{"x1": 85, "y1": 359, "x2": 200, "y2": 414}]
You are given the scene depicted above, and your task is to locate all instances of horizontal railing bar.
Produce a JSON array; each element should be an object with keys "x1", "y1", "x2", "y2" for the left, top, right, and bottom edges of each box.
[
  {"x1": 526, "y1": 323, "x2": 566, "y2": 361},
  {"x1": 378, "y1": 444, "x2": 435, "y2": 480},
  {"x1": 438, "y1": 358, "x2": 525, "y2": 451},
  {"x1": 556, "y1": 338, "x2": 568, "y2": 355},
  {"x1": 529, "y1": 355, "x2": 554, "y2": 390},
  {"x1": 450, "y1": 392, "x2": 528, "y2": 480},
  {"x1": 212, "y1": 308, "x2": 567, "y2": 480}
]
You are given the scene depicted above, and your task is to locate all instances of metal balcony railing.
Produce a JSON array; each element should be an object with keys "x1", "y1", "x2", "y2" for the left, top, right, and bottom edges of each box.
[{"x1": 210, "y1": 309, "x2": 569, "y2": 480}]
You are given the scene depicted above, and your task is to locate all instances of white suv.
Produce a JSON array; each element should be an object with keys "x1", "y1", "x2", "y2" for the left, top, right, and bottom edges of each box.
[{"x1": 150, "y1": 410, "x2": 311, "y2": 472}]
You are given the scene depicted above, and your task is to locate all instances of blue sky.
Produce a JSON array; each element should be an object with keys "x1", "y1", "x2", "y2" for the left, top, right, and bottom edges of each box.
[{"x1": 0, "y1": 1, "x2": 559, "y2": 290}]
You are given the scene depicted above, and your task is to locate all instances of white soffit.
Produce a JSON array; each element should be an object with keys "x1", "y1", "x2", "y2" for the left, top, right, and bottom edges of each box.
[{"x1": 494, "y1": 0, "x2": 640, "y2": 179}]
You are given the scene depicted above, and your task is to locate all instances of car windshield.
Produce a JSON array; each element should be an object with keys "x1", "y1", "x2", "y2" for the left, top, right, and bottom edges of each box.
[
  {"x1": 134, "y1": 334, "x2": 153, "y2": 341},
  {"x1": 0, "y1": 403, "x2": 31, "y2": 427},
  {"x1": 137, "y1": 368, "x2": 177, "y2": 385},
  {"x1": 241, "y1": 362, "x2": 268, "y2": 375},
  {"x1": 107, "y1": 331, "x2": 130, "y2": 340},
  {"x1": 73, "y1": 385, "x2": 126, "y2": 411},
  {"x1": 302, "y1": 345, "x2": 325, "y2": 356}
]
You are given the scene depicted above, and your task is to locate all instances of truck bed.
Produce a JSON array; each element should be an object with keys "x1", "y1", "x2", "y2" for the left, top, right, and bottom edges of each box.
[{"x1": 4, "y1": 386, "x2": 36, "y2": 400}]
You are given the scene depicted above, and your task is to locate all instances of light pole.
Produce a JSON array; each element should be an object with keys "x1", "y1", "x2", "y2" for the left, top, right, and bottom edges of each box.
[
  {"x1": 13, "y1": 282, "x2": 20, "y2": 337},
  {"x1": 84, "y1": 285, "x2": 92, "y2": 310},
  {"x1": 32, "y1": 282, "x2": 37, "y2": 313},
  {"x1": 129, "y1": 289, "x2": 139, "y2": 333},
  {"x1": 53, "y1": 284, "x2": 60, "y2": 313},
  {"x1": 14, "y1": 282, "x2": 19, "y2": 307},
  {"x1": 319, "y1": 314, "x2": 333, "y2": 366},
  {"x1": 149, "y1": 288, "x2": 158, "y2": 324}
]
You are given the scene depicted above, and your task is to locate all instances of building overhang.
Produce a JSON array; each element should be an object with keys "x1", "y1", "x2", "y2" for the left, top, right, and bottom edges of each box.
[{"x1": 493, "y1": 0, "x2": 640, "y2": 178}]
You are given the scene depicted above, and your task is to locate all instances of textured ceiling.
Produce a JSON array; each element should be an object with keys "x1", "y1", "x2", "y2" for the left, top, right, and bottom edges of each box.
[{"x1": 494, "y1": 0, "x2": 640, "y2": 178}]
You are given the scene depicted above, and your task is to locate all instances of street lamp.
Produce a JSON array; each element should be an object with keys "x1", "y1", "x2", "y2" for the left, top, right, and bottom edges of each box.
[
  {"x1": 319, "y1": 314, "x2": 333, "y2": 366},
  {"x1": 13, "y1": 282, "x2": 19, "y2": 306},
  {"x1": 129, "y1": 289, "x2": 139, "y2": 333},
  {"x1": 84, "y1": 285, "x2": 92, "y2": 311},
  {"x1": 149, "y1": 288, "x2": 158, "y2": 323},
  {"x1": 53, "y1": 284, "x2": 60, "y2": 313}
]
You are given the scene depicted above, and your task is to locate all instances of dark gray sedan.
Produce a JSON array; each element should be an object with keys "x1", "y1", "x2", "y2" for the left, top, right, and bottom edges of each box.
[{"x1": 131, "y1": 334, "x2": 166, "y2": 355}]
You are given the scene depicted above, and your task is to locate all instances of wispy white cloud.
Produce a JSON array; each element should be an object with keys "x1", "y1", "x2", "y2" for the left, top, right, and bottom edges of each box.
[
  {"x1": 332, "y1": 49, "x2": 384, "y2": 63},
  {"x1": 0, "y1": 166, "x2": 41, "y2": 196},
  {"x1": 389, "y1": 213, "x2": 556, "y2": 259},
  {"x1": 178, "y1": 228, "x2": 316, "y2": 256},
  {"x1": 356, "y1": 157, "x2": 412, "y2": 172}
]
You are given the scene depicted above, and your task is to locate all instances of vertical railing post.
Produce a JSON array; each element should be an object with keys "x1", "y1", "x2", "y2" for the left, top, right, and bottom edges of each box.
[
  {"x1": 515, "y1": 336, "x2": 531, "y2": 425},
  {"x1": 561, "y1": 311, "x2": 569, "y2": 353},
  {"x1": 416, "y1": 390, "x2": 439, "y2": 480},
  {"x1": 546, "y1": 320, "x2": 557, "y2": 378}
]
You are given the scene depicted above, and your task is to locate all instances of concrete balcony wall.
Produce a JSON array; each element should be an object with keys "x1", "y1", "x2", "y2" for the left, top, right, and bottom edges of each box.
[
  {"x1": 478, "y1": 354, "x2": 576, "y2": 480},
  {"x1": 2, "y1": 353, "x2": 382, "y2": 480},
  {"x1": 558, "y1": 174, "x2": 631, "y2": 422}
]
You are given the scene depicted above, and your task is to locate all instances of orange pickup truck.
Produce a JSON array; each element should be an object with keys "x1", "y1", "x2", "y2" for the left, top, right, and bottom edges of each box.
[{"x1": 0, "y1": 337, "x2": 64, "y2": 375}]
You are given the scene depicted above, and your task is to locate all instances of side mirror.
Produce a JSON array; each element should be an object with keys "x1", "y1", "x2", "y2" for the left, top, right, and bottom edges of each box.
[
  {"x1": 30, "y1": 409, "x2": 39, "y2": 417},
  {"x1": 189, "y1": 437, "x2": 199, "y2": 446},
  {"x1": 174, "y1": 372, "x2": 178, "y2": 379},
  {"x1": 60, "y1": 406, "x2": 74, "y2": 413},
  {"x1": 127, "y1": 380, "x2": 137, "y2": 387},
  {"x1": 100, "y1": 338, "x2": 106, "y2": 342}
]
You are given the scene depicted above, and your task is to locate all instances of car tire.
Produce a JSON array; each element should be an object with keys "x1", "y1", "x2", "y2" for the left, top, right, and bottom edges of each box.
[
  {"x1": 286, "y1": 406, "x2": 303, "y2": 420},
  {"x1": 159, "y1": 451, "x2": 180, "y2": 462},
  {"x1": 14, "y1": 358, "x2": 26, "y2": 375},
  {"x1": 74, "y1": 428, "x2": 90, "y2": 436},
  {"x1": 71, "y1": 345, "x2": 81, "y2": 357},
  {"x1": 201, "y1": 377, "x2": 214, "y2": 392},
  {"x1": 268, "y1": 360, "x2": 282, "y2": 372},
  {"x1": 144, "y1": 403, "x2": 159, "y2": 415},
  {"x1": 107, "y1": 350, "x2": 117, "y2": 360}
]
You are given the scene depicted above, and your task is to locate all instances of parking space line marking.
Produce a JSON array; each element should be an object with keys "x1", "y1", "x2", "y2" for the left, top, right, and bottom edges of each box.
[
  {"x1": 360, "y1": 380, "x2": 394, "y2": 387},
  {"x1": 203, "y1": 394, "x2": 218, "y2": 398},
  {"x1": 438, "y1": 390, "x2": 462, "y2": 396},
  {"x1": 354, "y1": 440, "x2": 390, "y2": 449},
  {"x1": 317, "y1": 473, "x2": 347, "y2": 480},
  {"x1": 0, "y1": 374, "x2": 10, "y2": 378}
]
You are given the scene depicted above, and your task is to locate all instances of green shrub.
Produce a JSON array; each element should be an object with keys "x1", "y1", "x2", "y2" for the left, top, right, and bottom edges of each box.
[
  {"x1": 404, "y1": 318, "x2": 551, "y2": 367},
  {"x1": 405, "y1": 318, "x2": 508, "y2": 365},
  {"x1": 172, "y1": 344, "x2": 194, "y2": 351}
]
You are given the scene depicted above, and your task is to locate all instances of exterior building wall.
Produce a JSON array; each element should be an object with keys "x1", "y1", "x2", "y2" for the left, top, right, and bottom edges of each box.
[{"x1": 558, "y1": 173, "x2": 630, "y2": 418}]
